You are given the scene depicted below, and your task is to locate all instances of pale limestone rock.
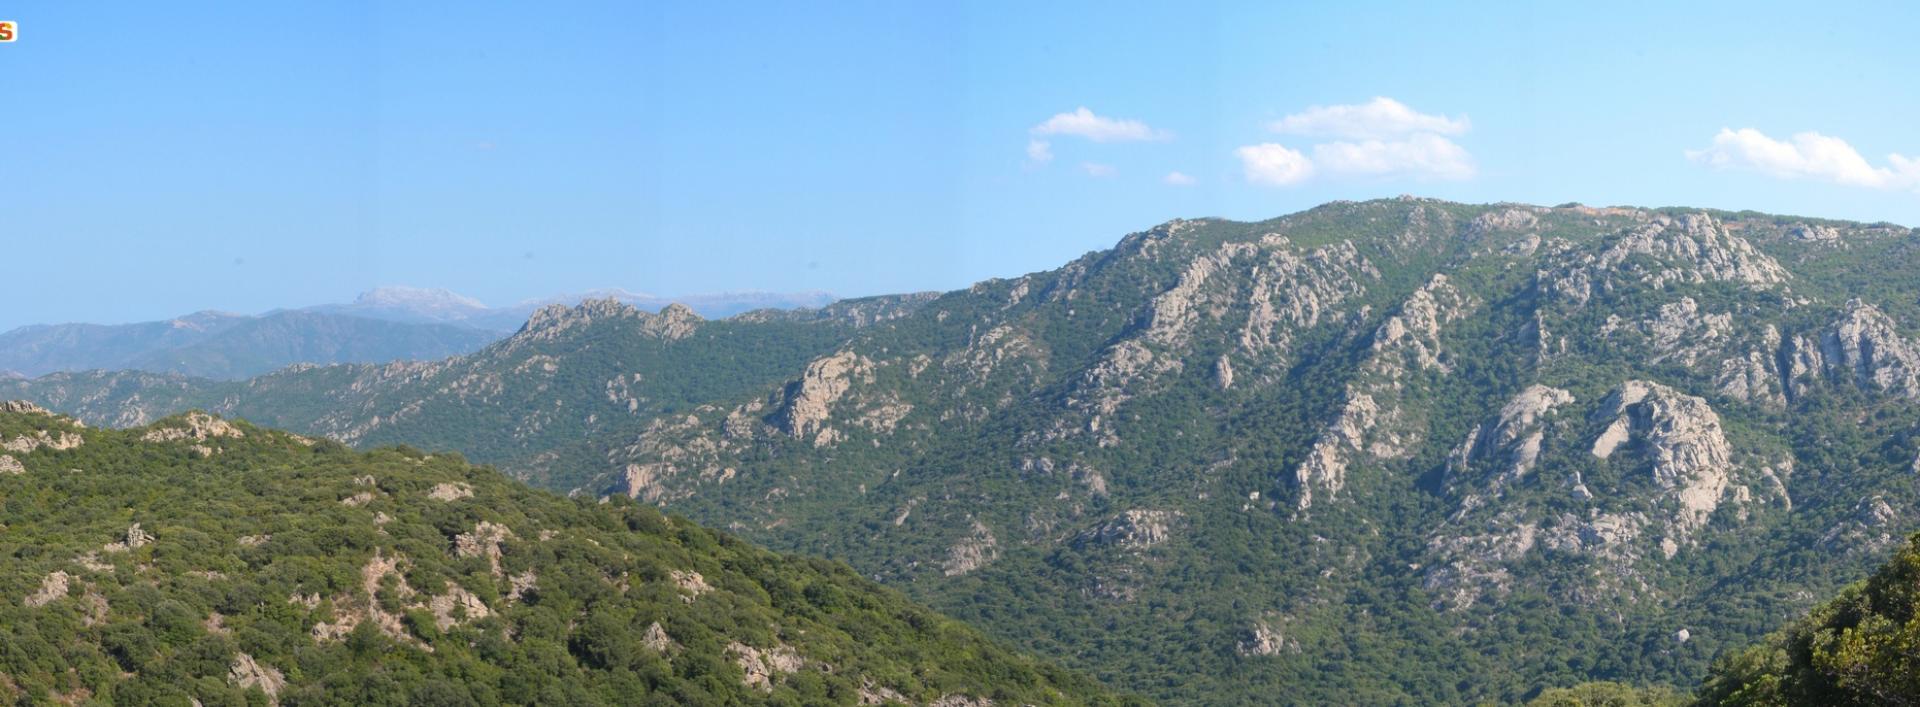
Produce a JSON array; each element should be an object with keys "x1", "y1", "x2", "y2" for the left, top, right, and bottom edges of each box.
[
  {"x1": 1236, "y1": 618, "x2": 1300, "y2": 656},
  {"x1": 1446, "y1": 386, "x2": 1575, "y2": 512},
  {"x1": 507, "y1": 571, "x2": 538, "y2": 603},
  {"x1": 1074, "y1": 510, "x2": 1182, "y2": 550},
  {"x1": 1588, "y1": 381, "x2": 1737, "y2": 535},
  {"x1": 427, "y1": 582, "x2": 491, "y2": 630},
  {"x1": 1293, "y1": 394, "x2": 1379, "y2": 509},
  {"x1": 929, "y1": 695, "x2": 995, "y2": 707},
  {"x1": 729, "y1": 641, "x2": 804, "y2": 691},
  {"x1": 102, "y1": 523, "x2": 154, "y2": 553},
  {"x1": 25, "y1": 570, "x2": 70, "y2": 607},
  {"x1": 941, "y1": 521, "x2": 999, "y2": 577},
  {"x1": 643, "y1": 303, "x2": 702, "y2": 341},
  {"x1": 1821, "y1": 300, "x2": 1920, "y2": 398},
  {"x1": 453, "y1": 521, "x2": 513, "y2": 578},
  {"x1": 140, "y1": 412, "x2": 244, "y2": 443},
  {"x1": 228, "y1": 653, "x2": 285, "y2": 704},
  {"x1": 671, "y1": 569, "x2": 712, "y2": 601},
  {"x1": 1215, "y1": 355, "x2": 1235, "y2": 390},
  {"x1": 642, "y1": 622, "x2": 677, "y2": 652},
  {"x1": 2, "y1": 429, "x2": 84, "y2": 454},
  {"x1": 777, "y1": 350, "x2": 872, "y2": 443},
  {"x1": 0, "y1": 400, "x2": 53, "y2": 415},
  {"x1": 427, "y1": 482, "x2": 473, "y2": 501},
  {"x1": 858, "y1": 682, "x2": 910, "y2": 705},
  {"x1": 0, "y1": 454, "x2": 21, "y2": 474},
  {"x1": 1469, "y1": 207, "x2": 1540, "y2": 235}
]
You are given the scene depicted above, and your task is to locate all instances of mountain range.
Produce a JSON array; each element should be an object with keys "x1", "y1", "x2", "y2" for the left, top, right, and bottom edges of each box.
[
  {"x1": 0, "y1": 288, "x2": 840, "y2": 380},
  {"x1": 9, "y1": 198, "x2": 1920, "y2": 703}
]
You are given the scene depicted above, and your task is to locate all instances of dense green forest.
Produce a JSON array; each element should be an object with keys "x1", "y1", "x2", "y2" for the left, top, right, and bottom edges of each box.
[{"x1": 0, "y1": 403, "x2": 1129, "y2": 705}]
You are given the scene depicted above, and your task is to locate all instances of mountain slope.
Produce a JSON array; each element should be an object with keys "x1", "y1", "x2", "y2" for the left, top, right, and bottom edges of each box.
[
  {"x1": 0, "y1": 311, "x2": 500, "y2": 380},
  {"x1": 11, "y1": 199, "x2": 1920, "y2": 703},
  {"x1": 0, "y1": 402, "x2": 1130, "y2": 705},
  {"x1": 1, "y1": 295, "x2": 932, "y2": 486}
]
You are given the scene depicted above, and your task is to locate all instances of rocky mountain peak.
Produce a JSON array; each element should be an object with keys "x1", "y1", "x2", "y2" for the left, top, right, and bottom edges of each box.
[{"x1": 518, "y1": 297, "x2": 645, "y2": 339}]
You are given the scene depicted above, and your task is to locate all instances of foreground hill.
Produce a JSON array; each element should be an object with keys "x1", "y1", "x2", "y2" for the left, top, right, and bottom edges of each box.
[
  {"x1": 11, "y1": 198, "x2": 1920, "y2": 703},
  {"x1": 0, "y1": 310, "x2": 500, "y2": 380},
  {"x1": 0, "y1": 402, "x2": 1127, "y2": 705},
  {"x1": 1695, "y1": 531, "x2": 1920, "y2": 705}
]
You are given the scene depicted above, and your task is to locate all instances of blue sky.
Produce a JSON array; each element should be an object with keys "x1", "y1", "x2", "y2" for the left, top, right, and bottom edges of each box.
[{"x1": 3, "y1": 1, "x2": 1917, "y2": 330}]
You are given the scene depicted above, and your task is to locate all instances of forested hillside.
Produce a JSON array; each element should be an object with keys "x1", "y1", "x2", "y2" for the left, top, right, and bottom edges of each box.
[{"x1": 0, "y1": 402, "x2": 1129, "y2": 705}]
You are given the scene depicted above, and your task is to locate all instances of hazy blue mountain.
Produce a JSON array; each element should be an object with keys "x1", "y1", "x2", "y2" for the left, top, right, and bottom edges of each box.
[
  {"x1": 304, "y1": 286, "x2": 841, "y2": 332},
  {"x1": 0, "y1": 310, "x2": 498, "y2": 380}
]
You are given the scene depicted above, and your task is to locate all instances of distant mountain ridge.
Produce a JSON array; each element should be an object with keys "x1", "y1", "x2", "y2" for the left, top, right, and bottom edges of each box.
[
  {"x1": 1, "y1": 288, "x2": 842, "y2": 380},
  {"x1": 0, "y1": 310, "x2": 497, "y2": 380},
  {"x1": 301, "y1": 286, "x2": 841, "y2": 332}
]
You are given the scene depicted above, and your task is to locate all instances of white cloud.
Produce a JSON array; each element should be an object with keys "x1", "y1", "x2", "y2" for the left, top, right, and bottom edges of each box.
[
  {"x1": 1312, "y1": 133, "x2": 1476, "y2": 181},
  {"x1": 1269, "y1": 97, "x2": 1469, "y2": 140},
  {"x1": 1032, "y1": 107, "x2": 1168, "y2": 142},
  {"x1": 1026, "y1": 139, "x2": 1054, "y2": 164},
  {"x1": 1687, "y1": 128, "x2": 1920, "y2": 190},
  {"x1": 1081, "y1": 162, "x2": 1117, "y2": 178},
  {"x1": 1235, "y1": 144, "x2": 1315, "y2": 186},
  {"x1": 1237, "y1": 97, "x2": 1477, "y2": 187},
  {"x1": 1163, "y1": 171, "x2": 1196, "y2": 186}
]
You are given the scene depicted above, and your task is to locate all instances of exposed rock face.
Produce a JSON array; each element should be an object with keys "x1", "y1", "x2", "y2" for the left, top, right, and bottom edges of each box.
[
  {"x1": 1820, "y1": 495, "x2": 1905, "y2": 556},
  {"x1": 1819, "y1": 300, "x2": 1920, "y2": 398},
  {"x1": 942, "y1": 521, "x2": 999, "y2": 577},
  {"x1": 672, "y1": 569, "x2": 713, "y2": 601},
  {"x1": 310, "y1": 551, "x2": 419, "y2": 645},
  {"x1": 776, "y1": 351, "x2": 872, "y2": 445},
  {"x1": 930, "y1": 696, "x2": 995, "y2": 707},
  {"x1": 728, "y1": 641, "x2": 804, "y2": 691},
  {"x1": 228, "y1": 653, "x2": 286, "y2": 704},
  {"x1": 1293, "y1": 394, "x2": 1380, "y2": 509},
  {"x1": 1073, "y1": 510, "x2": 1182, "y2": 550},
  {"x1": 0, "y1": 454, "x2": 21, "y2": 474},
  {"x1": 1789, "y1": 223, "x2": 1842, "y2": 243},
  {"x1": 1294, "y1": 275, "x2": 1472, "y2": 509},
  {"x1": 141, "y1": 411, "x2": 245, "y2": 443},
  {"x1": 0, "y1": 400, "x2": 54, "y2": 415},
  {"x1": 518, "y1": 298, "x2": 643, "y2": 342},
  {"x1": 1601, "y1": 297, "x2": 1735, "y2": 367},
  {"x1": 3, "y1": 429, "x2": 85, "y2": 454},
  {"x1": 427, "y1": 482, "x2": 473, "y2": 501},
  {"x1": 1588, "y1": 381, "x2": 1736, "y2": 535},
  {"x1": 1547, "y1": 213, "x2": 1789, "y2": 305},
  {"x1": 1237, "y1": 618, "x2": 1301, "y2": 656},
  {"x1": 103, "y1": 523, "x2": 155, "y2": 553},
  {"x1": 453, "y1": 521, "x2": 513, "y2": 578},
  {"x1": 1197, "y1": 352, "x2": 1227, "y2": 393},
  {"x1": 643, "y1": 303, "x2": 703, "y2": 341},
  {"x1": 427, "y1": 583, "x2": 492, "y2": 630},
  {"x1": 642, "y1": 622, "x2": 677, "y2": 652},
  {"x1": 1447, "y1": 386, "x2": 1575, "y2": 511},
  {"x1": 25, "y1": 571, "x2": 70, "y2": 607}
]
